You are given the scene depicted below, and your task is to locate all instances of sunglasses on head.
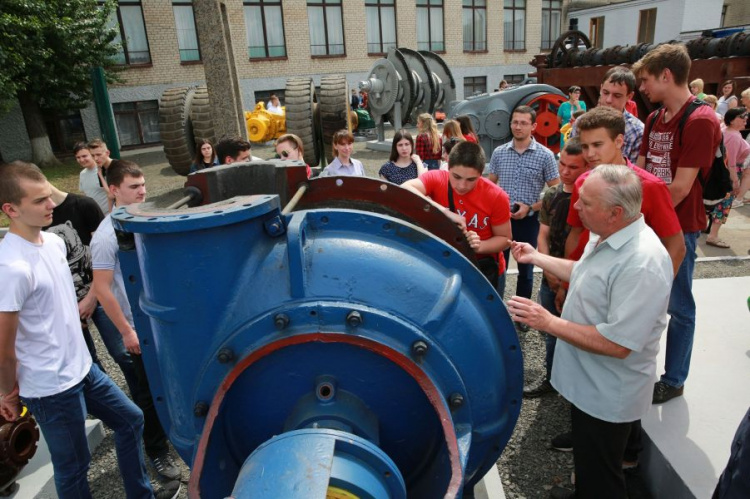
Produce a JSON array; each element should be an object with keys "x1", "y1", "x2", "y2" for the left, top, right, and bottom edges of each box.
[{"x1": 280, "y1": 150, "x2": 290, "y2": 158}]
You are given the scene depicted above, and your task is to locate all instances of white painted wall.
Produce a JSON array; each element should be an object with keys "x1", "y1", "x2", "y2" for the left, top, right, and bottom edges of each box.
[{"x1": 568, "y1": 0, "x2": 723, "y2": 47}]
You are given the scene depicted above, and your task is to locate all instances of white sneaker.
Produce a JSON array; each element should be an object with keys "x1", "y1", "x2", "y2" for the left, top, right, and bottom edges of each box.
[{"x1": 732, "y1": 199, "x2": 744, "y2": 208}]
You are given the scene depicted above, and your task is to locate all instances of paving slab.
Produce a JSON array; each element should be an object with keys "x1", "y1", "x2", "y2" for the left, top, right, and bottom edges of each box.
[{"x1": 642, "y1": 276, "x2": 750, "y2": 499}]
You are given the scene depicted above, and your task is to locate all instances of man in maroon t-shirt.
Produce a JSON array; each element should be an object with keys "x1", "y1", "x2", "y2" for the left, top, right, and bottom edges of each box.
[
  {"x1": 633, "y1": 43, "x2": 722, "y2": 404},
  {"x1": 565, "y1": 107, "x2": 685, "y2": 274}
]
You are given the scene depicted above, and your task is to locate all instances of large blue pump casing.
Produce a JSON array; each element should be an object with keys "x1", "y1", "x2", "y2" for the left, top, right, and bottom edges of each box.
[{"x1": 113, "y1": 193, "x2": 523, "y2": 498}]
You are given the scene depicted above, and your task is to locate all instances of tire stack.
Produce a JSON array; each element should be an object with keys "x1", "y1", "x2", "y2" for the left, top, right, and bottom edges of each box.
[
  {"x1": 318, "y1": 75, "x2": 351, "y2": 164},
  {"x1": 284, "y1": 76, "x2": 321, "y2": 167},
  {"x1": 190, "y1": 86, "x2": 216, "y2": 145},
  {"x1": 159, "y1": 87, "x2": 197, "y2": 176}
]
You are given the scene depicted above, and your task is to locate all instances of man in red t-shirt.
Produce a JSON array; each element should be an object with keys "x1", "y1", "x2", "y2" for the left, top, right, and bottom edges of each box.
[
  {"x1": 402, "y1": 141, "x2": 512, "y2": 288},
  {"x1": 633, "y1": 43, "x2": 722, "y2": 404},
  {"x1": 564, "y1": 107, "x2": 685, "y2": 275}
]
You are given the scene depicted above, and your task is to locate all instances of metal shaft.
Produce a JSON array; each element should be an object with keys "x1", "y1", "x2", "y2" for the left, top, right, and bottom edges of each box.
[
  {"x1": 281, "y1": 184, "x2": 309, "y2": 215},
  {"x1": 166, "y1": 195, "x2": 193, "y2": 210}
]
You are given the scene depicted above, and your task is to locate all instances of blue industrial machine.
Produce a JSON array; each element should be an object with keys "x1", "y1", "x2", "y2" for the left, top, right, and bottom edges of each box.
[{"x1": 114, "y1": 164, "x2": 523, "y2": 498}]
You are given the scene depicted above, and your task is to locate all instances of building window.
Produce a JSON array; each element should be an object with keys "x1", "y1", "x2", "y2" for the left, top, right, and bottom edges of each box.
[
  {"x1": 173, "y1": 1, "x2": 200, "y2": 62},
  {"x1": 464, "y1": 76, "x2": 487, "y2": 97},
  {"x1": 463, "y1": 0, "x2": 487, "y2": 52},
  {"x1": 589, "y1": 16, "x2": 604, "y2": 48},
  {"x1": 307, "y1": 0, "x2": 344, "y2": 57},
  {"x1": 113, "y1": 101, "x2": 161, "y2": 148},
  {"x1": 503, "y1": 0, "x2": 525, "y2": 51},
  {"x1": 541, "y1": 0, "x2": 561, "y2": 50},
  {"x1": 44, "y1": 111, "x2": 86, "y2": 154},
  {"x1": 720, "y1": 4, "x2": 727, "y2": 27},
  {"x1": 505, "y1": 74, "x2": 525, "y2": 84},
  {"x1": 106, "y1": 0, "x2": 152, "y2": 65},
  {"x1": 244, "y1": 0, "x2": 287, "y2": 59},
  {"x1": 365, "y1": 0, "x2": 397, "y2": 55},
  {"x1": 416, "y1": 0, "x2": 444, "y2": 52},
  {"x1": 637, "y1": 9, "x2": 656, "y2": 44}
]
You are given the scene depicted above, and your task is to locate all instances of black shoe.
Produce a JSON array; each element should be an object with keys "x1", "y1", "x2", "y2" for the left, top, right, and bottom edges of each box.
[
  {"x1": 652, "y1": 381, "x2": 684, "y2": 404},
  {"x1": 523, "y1": 379, "x2": 557, "y2": 398},
  {"x1": 514, "y1": 321, "x2": 530, "y2": 333},
  {"x1": 549, "y1": 485, "x2": 575, "y2": 499},
  {"x1": 154, "y1": 479, "x2": 181, "y2": 499},
  {"x1": 551, "y1": 431, "x2": 573, "y2": 452},
  {"x1": 150, "y1": 449, "x2": 181, "y2": 481}
]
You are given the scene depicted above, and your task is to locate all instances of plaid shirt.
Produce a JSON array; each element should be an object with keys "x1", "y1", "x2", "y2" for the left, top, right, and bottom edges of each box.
[
  {"x1": 416, "y1": 133, "x2": 442, "y2": 161},
  {"x1": 571, "y1": 110, "x2": 644, "y2": 163},
  {"x1": 488, "y1": 138, "x2": 559, "y2": 206}
]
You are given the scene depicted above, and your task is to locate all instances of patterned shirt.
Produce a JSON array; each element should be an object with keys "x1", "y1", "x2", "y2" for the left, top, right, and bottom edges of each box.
[
  {"x1": 379, "y1": 161, "x2": 419, "y2": 185},
  {"x1": 571, "y1": 110, "x2": 643, "y2": 163},
  {"x1": 488, "y1": 137, "x2": 558, "y2": 206}
]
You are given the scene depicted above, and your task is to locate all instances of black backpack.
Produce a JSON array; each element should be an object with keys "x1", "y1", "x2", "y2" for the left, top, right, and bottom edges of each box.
[{"x1": 645, "y1": 100, "x2": 732, "y2": 205}]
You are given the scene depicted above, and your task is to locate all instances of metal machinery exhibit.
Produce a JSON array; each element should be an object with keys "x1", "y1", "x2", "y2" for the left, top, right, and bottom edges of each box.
[
  {"x1": 531, "y1": 29, "x2": 750, "y2": 119},
  {"x1": 357, "y1": 48, "x2": 568, "y2": 156},
  {"x1": 113, "y1": 160, "x2": 523, "y2": 498},
  {"x1": 0, "y1": 408, "x2": 39, "y2": 496}
]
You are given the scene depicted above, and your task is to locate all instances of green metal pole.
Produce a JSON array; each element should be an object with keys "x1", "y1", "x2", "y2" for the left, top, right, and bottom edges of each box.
[{"x1": 90, "y1": 67, "x2": 120, "y2": 159}]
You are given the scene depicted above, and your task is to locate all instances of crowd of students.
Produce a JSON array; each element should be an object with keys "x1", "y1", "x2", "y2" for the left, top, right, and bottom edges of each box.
[{"x1": 1, "y1": 44, "x2": 748, "y2": 499}]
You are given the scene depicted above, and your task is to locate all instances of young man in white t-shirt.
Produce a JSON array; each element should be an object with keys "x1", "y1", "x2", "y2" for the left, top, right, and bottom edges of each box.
[
  {"x1": 0, "y1": 161, "x2": 154, "y2": 498},
  {"x1": 91, "y1": 160, "x2": 182, "y2": 488},
  {"x1": 75, "y1": 142, "x2": 111, "y2": 214}
]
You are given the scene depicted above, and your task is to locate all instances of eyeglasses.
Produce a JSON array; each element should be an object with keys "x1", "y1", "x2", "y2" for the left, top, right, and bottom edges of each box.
[{"x1": 511, "y1": 121, "x2": 533, "y2": 127}]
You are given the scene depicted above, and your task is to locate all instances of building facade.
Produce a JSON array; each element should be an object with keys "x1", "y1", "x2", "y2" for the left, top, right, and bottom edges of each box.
[{"x1": 0, "y1": 0, "x2": 569, "y2": 161}]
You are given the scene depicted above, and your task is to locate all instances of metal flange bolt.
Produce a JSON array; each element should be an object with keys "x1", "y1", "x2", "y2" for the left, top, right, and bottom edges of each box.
[
  {"x1": 449, "y1": 393, "x2": 464, "y2": 410},
  {"x1": 194, "y1": 402, "x2": 209, "y2": 417},
  {"x1": 411, "y1": 340, "x2": 428, "y2": 358},
  {"x1": 217, "y1": 348, "x2": 235, "y2": 364},
  {"x1": 274, "y1": 313, "x2": 290, "y2": 330},
  {"x1": 346, "y1": 311, "x2": 363, "y2": 328}
]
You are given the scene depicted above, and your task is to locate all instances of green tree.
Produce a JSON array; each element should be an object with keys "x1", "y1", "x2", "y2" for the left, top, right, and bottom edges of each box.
[{"x1": 0, "y1": 0, "x2": 119, "y2": 166}]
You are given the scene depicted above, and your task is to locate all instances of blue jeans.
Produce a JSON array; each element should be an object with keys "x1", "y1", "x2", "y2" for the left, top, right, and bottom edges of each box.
[
  {"x1": 661, "y1": 231, "x2": 699, "y2": 388},
  {"x1": 424, "y1": 159, "x2": 440, "y2": 170},
  {"x1": 21, "y1": 364, "x2": 152, "y2": 499},
  {"x1": 499, "y1": 214, "x2": 540, "y2": 299},
  {"x1": 91, "y1": 305, "x2": 138, "y2": 398},
  {"x1": 538, "y1": 280, "x2": 558, "y2": 378}
]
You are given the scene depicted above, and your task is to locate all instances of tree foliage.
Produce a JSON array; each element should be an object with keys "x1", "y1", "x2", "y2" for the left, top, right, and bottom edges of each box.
[{"x1": 0, "y1": 0, "x2": 120, "y2": 115}]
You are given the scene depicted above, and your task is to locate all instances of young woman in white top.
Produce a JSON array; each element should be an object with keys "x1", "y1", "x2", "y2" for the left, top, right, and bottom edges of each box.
[
  {"x1": 320, "y1": 130, "x2": 365, "y2": 177},
  {"x1": 716, "y1": 80, "x2": 738, "y2": 117}
]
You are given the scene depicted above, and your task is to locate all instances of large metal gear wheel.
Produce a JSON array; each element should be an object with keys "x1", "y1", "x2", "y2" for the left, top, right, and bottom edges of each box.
[
  {"x1": 386, "y1": 48, "x2": 417, "y2": 125},
  {"x1": 398, "y1": 48, "x2": 437, "y2": 120},
  {"x1": 419, "y1": 50, "x2": 456, "y2": 112},
  {"x1": 285, "y1": 76, "x2": 322, "y2": 167},
  {"x1": 363, "y1": 59, "x2": 399, "y2": 117},
  {"x1": 547, "y1": 30, "x2": 592, "y2": 68},
  {"x1": 319, "y1": 75, "x2": 351, "y2": 164}
]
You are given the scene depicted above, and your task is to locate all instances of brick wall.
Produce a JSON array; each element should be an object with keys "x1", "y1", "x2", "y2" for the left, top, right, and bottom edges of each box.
[{"x1": 113, "y1": 0, "x2": 563, "y2": 89}]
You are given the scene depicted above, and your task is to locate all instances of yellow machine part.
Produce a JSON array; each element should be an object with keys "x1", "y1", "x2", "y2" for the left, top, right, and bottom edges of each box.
[
  {"x1": 327, "y1": 487, "x2": 360, "y2": 499},
  {"x1": 245, "y1": 102, "x2": 287, "y2": 142}
]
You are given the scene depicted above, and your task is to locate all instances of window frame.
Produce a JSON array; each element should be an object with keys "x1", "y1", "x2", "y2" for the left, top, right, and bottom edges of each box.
[
  {"x1": 416, "y1": 0, "x2": 445, "y2": 54},
  {"x1": 505, "y1": 74, "x2": 525, "y2": 84},
  {"x1": 244, "y1": 0, "x2": 288, "y2": 60},
  {"x1": 540, "y1": 0, "x2": 561, "y2": 51},
  {"x1": 464, "y1": 76, "x2": 487, "y2": 97},
  {"x1": 110, "y1": 0, "x2": 153, "y2": 67},
  {"x1": 112, "y1": 100, "x2": 161, "y2": 149},
  {"x1": 307, "y1": 0, "x2": 346, "y2": 58},
  {"x1": 503, "y1": 0, "x2": 526, "y2": 52},
  {"x1": 365, "y1": 0, "x2": 397, "y2": 56},
  {"x1": 462, "y1": 0, "x2": 487, "y2": 53},
  {"x1": 173, "y1": 0, "x2": 202, "y2": 64},
  {"x1": 636, "y1": 8, "x2": 656, "y2": 44},
  {"x1": 589, "y1": 16, "x2": 605, "y2": 48}
]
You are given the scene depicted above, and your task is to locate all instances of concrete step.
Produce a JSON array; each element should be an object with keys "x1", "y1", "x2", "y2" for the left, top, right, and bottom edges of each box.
[
  {"x1": 11, "y1": 419, "x2": 103, "y2": 499},
  {"x1": 642, "y1": 276, "x2": 750, "y2": 499}
]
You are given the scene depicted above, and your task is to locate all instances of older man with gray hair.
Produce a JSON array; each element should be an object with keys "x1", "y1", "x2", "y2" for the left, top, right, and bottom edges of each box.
[{"x1": 507, "y1": 164, "x2": 674, "y2": 499}]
